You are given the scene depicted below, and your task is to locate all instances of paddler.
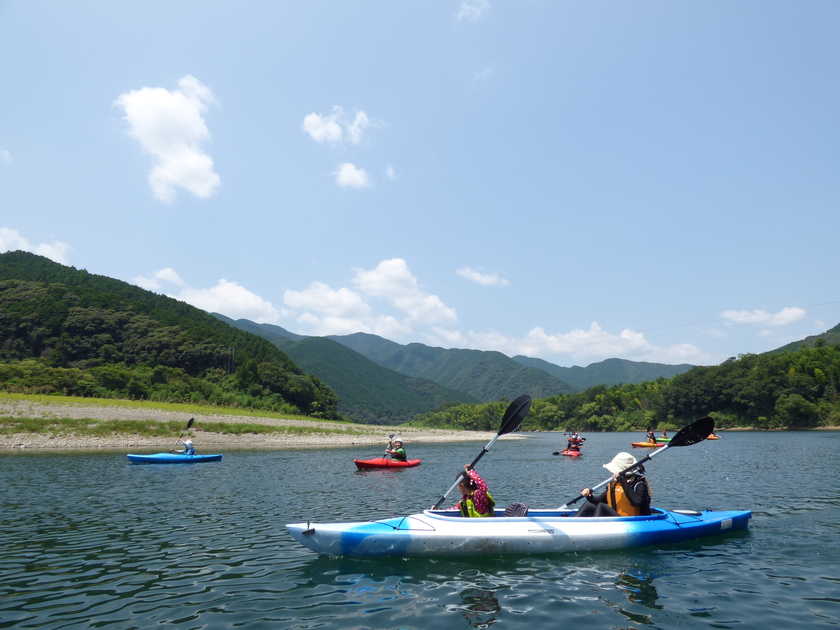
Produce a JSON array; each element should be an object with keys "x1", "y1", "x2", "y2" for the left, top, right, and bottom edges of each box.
[
  {"x1": 446, "y1": 466, "x2": 495, "y2": 517},
  {"x1": 176, "y1": 438, "x2": 196, "y2": 456},
  {"x1": 645, "y1": 427, "x2": 657, "y2": 444},
  {"x1": 385, "y1": 437, "x2": 407, "y2": 462},
  {"x1": 575, "y1": 452, "x2": 651, "y2": 517}
]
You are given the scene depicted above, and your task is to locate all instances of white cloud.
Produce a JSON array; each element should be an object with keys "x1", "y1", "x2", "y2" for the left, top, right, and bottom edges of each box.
[
  {"x1": 334, "y1": 162, "x2": 370, "y2": 188},
  {"x1": 302, "y1": 106, "x2": 372, "y2": 145},
  {"x1": 303, "y1": 107, "x2": 344, "y2": 143},
  {"x1": 115, "y1": 75, "x2": 220, "y2": 202},
  {"x1": 346, "y1": 111, "x2": 371, "y2": 145},
  {"x1": 0, "y1": 149, "x2": 12, "y2": 164},
  {"x1": 720, "y1": 307, "x2": 806, "y2": 327},
  {"x1": 284, "y1": 281, "x2": 372, "y2": 319},
  {"x1": 353, "y1": 258, "x2": 458, "y2": 325},
  {"x1": 0, "y1": 227, "x2": 71, "y2": 264},
  {"x1": 423, "y1": 320, "x2": 707, "y2": 365},
  {"x1": 385, "y1": 163, "x2": 395, "y2": 179},
  {"x1": 133, "y1": 267, "x2": 185, "y2": 291},
  {"x1": 178, "y1": 278, "x2": 282, "y2": 323},
  {"x1": 456, "y1": 0, "x2": 490, "y2": 22},
  {"x1": 456, "y1": 266, "x2": 508, "y2": 286}
]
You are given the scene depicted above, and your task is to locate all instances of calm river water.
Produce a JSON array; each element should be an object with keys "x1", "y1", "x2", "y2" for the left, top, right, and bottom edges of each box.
[{"x1": 1, "y1": 430, "x2": 838, "y2": 629}]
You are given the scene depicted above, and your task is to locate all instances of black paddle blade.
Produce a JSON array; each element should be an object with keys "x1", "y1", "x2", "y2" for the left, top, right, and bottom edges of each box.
[
  {"x1": 187, "y1": 418, "x2": 195, "y2": 429},
  {"x1": 669, "y1": 416, "x2": 714, "y2": 447},
  {"x1": 499, "y1": 395, "x2": 532, "y2": 435}
]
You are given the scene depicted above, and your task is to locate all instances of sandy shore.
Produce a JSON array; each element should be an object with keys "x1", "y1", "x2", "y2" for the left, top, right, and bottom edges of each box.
[{"x1": 0, "y1": 400, "x2": 507, "y2": 450}]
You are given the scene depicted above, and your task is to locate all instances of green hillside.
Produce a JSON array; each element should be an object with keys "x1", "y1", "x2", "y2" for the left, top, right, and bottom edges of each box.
[
  {"x1": 281, "y1": 336, "x2": 479, "y2": 424},
  {"x1": 328, "y1": 332, "x2": 575, "y2": 401},
  {"x1": 512, "y1": 356, "x2": 693, "y2": 389},
  {"x1": 0, "y1": 251, "x2": 341, "y2": 419}
]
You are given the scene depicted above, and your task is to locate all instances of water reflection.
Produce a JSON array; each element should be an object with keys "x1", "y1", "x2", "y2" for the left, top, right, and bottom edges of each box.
[
  {"x1": 451, "y1": 587, "x2": 501, "y2": 628},
  {"x1": 615, "y1": 570, "x2": 661, "y2": 608}
]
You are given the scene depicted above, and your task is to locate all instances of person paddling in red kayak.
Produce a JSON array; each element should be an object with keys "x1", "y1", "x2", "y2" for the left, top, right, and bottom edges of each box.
[{"x1": 385, "y1": 437, "x2": 407, "y2": 462}]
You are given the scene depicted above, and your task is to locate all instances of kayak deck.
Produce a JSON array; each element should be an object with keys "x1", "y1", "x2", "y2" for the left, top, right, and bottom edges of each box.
[
  {"x1": 126, "y1": 453, "x2": 223, "y2": 464},
  {"x1": 286, "y1": 507, "x2": 752, "y2": 557}
]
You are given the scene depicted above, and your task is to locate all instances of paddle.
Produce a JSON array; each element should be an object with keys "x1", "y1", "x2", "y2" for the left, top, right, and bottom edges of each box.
[
  {"x1": 169, "y1": 417, "x2": 195, "y2": 453},
  {"x1": 385, "y1": 433, "x2": 395, "y2": 457},
  {"x1": 557, "y1": 416, "x2": 714, "y2": 509},
  {"x1": 432, "y1": 394, "x2": 532, "y2": 510}
]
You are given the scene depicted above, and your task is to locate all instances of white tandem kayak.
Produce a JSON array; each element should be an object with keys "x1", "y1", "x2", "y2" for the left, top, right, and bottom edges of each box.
[{"x1": 286, "y1": 507, "x2": 752, "y2": 558}]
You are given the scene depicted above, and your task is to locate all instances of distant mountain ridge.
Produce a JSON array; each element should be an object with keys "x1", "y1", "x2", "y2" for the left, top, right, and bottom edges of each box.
[
  {"x1": 512, "y1": 356, "x2": 694, "y2": 390},
  {"x1": 218, "y1": 318, "x2": 697, "y2": 406}
]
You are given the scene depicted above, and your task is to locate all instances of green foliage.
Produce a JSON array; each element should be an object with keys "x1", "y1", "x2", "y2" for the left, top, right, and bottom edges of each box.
[
  {"x1": 0, "y1": 252, "x2": 342, "y2": 419},
  {"x1": 410, "y1": 343, "x2": 840, "y2": 431}
]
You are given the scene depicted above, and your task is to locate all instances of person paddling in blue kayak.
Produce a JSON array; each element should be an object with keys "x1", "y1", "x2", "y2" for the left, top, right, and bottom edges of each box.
[
  {"x1": 575, "y1": 452, "x2": 651, "y2": 517},
  {"x1": 385, "y1": 437, "x2": 407, "y2": 462},
  {"x1": 445, "y1": 466, "x2": 495, "y2": 517},
  {"x1": 176, "y1": 438, "x2": 196, "y2": 456}
]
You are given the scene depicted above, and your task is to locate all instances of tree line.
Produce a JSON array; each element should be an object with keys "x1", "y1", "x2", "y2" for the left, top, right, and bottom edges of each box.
[{"x1": 410, "y1": 341, "x2": 840, "y2": 432}]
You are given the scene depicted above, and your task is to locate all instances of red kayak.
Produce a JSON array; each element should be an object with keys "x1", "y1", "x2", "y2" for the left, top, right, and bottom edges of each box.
[
  {"x1": 561, "y1": 449, "x2": 582, "y2": 457},
  {"x1": 354, "y1": 457, "x2": 422, "y2": 470}
]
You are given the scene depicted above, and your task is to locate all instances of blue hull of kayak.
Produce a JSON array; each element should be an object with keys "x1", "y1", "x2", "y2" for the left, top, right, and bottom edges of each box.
[
  {"x1": 126, "y1": 453, "x2": 222, "y2": 464},
  {"x1": 286, "y1": 507, "x2": 751, "y2": 557}
]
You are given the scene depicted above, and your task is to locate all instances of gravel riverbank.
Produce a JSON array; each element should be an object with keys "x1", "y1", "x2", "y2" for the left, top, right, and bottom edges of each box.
[{"x1": 0, "y1": 400, "x2": 505, "y2": 450}]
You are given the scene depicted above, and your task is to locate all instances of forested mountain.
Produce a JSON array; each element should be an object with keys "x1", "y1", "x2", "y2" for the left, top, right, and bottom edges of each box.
[
  {"x1": 769, "y1": 322, "x2": 840, "y2": 354},
  {"x1": 411, "y1": 335, "x2": 840, "y2": 432},
  {"x1": 278, "y1": 336, "x2": 479, "y2": 424},
  {"x1": 0, "y1": 251, "x2": 341, "y2": 419},
  {"x1": 512, "y1": 356, "x2": 693, "y2": 390},
  {"x1": 217, "y1": 315, "x2": 574, "y2": 404}
]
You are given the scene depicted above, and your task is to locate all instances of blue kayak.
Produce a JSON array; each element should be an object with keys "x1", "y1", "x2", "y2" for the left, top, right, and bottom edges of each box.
[
  {"x1": 126, "y1": 452, "x2": 222, "y2": 464},
  {"x1": 286, "y1": 507, "x2": 751, "y2": 557}
]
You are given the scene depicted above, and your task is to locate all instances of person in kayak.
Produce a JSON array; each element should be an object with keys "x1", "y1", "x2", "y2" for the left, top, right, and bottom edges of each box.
[
  {"x1": 177, "y1": 438, "x2": 196, "y2": 456},
  {"x1": 566, "y1": 432, "x2": 585, "y2": 452},
  {"x1": 645, "y1": 428, "x2": 657, "y2": 444},
  {"x1": 448, "y1": 466, "x2": 495, "y2": 517},
  {"x1": 575, "y1": 452, "x2": 651, "y2": 517},
  {"x1": 660, "y1": 429, "x2": 668, "y2": 439},
  {"x1": 385, "y1": 438, "x2": 407, "y2": 462}
]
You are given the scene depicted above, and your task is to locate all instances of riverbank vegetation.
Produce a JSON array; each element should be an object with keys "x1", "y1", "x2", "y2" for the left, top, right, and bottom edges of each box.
[{"x1": 409, "y1": 340, "x2": 840, "y2": 432}]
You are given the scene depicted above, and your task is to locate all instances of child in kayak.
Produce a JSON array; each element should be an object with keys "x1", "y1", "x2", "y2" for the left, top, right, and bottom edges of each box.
[
  {"x1": 449, "y1": 466, "x2": 495, "y2": 517},
  {"x1": 385, "y1": 438, "x2": 407, "y2": 462},
  {"x1": 575, "y1": 452, "x2": 651, "y2": 517},
  {"x1": 177, "y1": 438, "x2": 196, "y2": 456}
]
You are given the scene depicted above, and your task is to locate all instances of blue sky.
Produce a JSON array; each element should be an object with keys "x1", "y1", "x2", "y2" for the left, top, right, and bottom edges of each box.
[{"x1": 2, "y1": 1, "x2": 839, "y2": 368}]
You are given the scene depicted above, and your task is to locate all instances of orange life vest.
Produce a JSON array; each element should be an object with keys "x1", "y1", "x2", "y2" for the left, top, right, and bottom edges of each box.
[{"x1": 606, "y1": 479, "x2": 642, "y2": 516}]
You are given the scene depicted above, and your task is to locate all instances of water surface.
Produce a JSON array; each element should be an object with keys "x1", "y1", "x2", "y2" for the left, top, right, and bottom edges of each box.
[{"x1": 1, "y1": 431, "x2": 838, "y2": 628}]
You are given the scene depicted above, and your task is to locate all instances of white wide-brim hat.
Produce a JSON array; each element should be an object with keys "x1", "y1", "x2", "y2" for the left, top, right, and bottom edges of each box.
[{"x1": 604, "y1": 452, "x2": 636, "y2": 474}]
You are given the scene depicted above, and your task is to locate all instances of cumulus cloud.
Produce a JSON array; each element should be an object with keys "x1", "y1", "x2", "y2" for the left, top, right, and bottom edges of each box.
[
  {"x1": 178, "y1": 279, "x2": 282, "y2": 323},
  {"x1": 456, "y1": 266, "x2": 509, "y2": 286},
  {"x1": 302, "y1": 106, "x2": 371, "y2": 145},
  {"x1": 456, "y1": 0, "x2": 490, "y2": 22},
  {"x1": 353, "y1": 258, "x2": 458, "y2": 325},
  {"x1": 132, "y1": 268, "x2": 283, "y2": 323},
  {"x1": 0, "y1": 227, "x2": 70, "y2": 264},
  {"x1": 133, "y1": 267, "x2": 186, "y2": 291},
  {"x1": 720, "y1": 307, "x2": 806, "y2": 327},
  {"x1": 0, "y1": 149, "x2": 12, "y2": 164},
  {"x1": 284, "y1": 281, "x2": 372, "y2": 319},
  {"x1": 334, "y1": 162, "x2": 370, "y2": 188},
  {"x1": 114, "y1": 75, "x2": 220, "y2": 202}
]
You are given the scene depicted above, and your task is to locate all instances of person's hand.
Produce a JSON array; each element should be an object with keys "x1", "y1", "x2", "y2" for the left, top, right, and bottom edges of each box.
[{"x1": 581, "y1": 487, "x2": 591, "y2": 497}]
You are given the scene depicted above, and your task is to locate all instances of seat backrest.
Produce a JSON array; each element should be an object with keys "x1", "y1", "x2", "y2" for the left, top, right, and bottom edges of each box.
[{"x1": 503, "y1": 502, "x2": 529, "y2": 517}]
